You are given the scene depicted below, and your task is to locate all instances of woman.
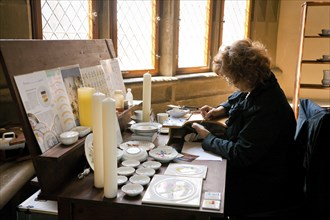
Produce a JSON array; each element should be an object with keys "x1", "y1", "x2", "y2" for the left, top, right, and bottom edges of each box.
[{"x1": 192, "y1": 39, "x2": 304, "y2": 218}]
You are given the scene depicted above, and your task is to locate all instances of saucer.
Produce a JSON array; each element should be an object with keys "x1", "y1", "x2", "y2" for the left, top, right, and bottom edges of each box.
[
  {"x1": 121, "y1": 183, "x2": 144, "y2": 197},
  {"x1": 136, "y1": 167, "x2": 156, "y2": 177},
  {"x1": 129, "y1": 175, "x2": 150, "y2": 186},
  {"x1": 121, "y1": 159, "x2": 140, "y2": 168},
  {"x1": 142, "y1": 161, "x2": 162, "y2": 170},
  {"x1": 117, "y1": 166, "x2": 135, "y2": 176},
  {"x1": 118, "y1": 175, "x2": 128, "y2": 185},
  {"x1": 319, "y1": 33, "x2": 330, "y2": 37},
  {"x1": 317, "y1": 58, "x2": 330, "y2": 62}
]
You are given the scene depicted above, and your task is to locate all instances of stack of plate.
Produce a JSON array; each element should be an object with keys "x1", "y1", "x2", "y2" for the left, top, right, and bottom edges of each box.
[{"x1": 130, "y1": 122, "x2": 161, "y2": 136}]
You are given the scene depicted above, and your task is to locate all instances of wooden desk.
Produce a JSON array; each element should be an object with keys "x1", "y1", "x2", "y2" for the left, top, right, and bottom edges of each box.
[{"x1": 56, "y1": 134, "x2": 227, "y2": 220}]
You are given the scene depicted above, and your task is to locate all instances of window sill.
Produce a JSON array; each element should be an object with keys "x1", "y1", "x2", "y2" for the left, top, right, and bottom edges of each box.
[{"x1": 124, "y1": 72, "x2": 218, "y2": 84}]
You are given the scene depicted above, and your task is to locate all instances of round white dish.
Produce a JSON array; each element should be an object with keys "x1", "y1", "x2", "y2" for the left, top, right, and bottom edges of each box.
[
  {"x1": 129, "y1": 175, "x2": 150, "y2": 186},
  {"x1": 119, "y1": 140, "x2": 155, "y2": 151},
  {"x1": 130, "y1": 122, "x2": 161, "y2": 135},
  {"x1": 166, "y1": 108, "x2": 190, "y2": 118},
  {"x1": 122, "y1": 146, "x2": 148, "y2": 162},
  {"x1": 136, "y1": 167, "x2": 155, "y2": 177},
  {"x1": 142, "y1": 161, "x2": 162, "y2": 170},
  {"x1": 60, "y1": 131, "x2": 79, "y2": 145},
  {"x1": 84, "y1": 134, "x2": 123, "y2": 170},
  {"x1": 121, "y1": 183, "x2": 144, "y2": 197},
  {"x1": 121, "y1": 159, "x2": 140, "y2": 168},
  {"x1": 149, "y1": 146, "x2": 178, "y2": 163},
  {"x1": 117, "y1": 166, "x2": 135, "y2": 176},
  {"x1": 117, "y1": 175, "x2": 128, "y2": 186}
]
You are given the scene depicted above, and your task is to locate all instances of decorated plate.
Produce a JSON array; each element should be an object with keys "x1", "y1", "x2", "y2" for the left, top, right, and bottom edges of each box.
[
  {"x1": 149, "y1": 146, "x2": 178, "y2": 163},
  {"x1": 130, "y1": 122, "x2": 161, "y2": 135},
  {"x1": 119, "y1": 140, "x2": 155, "y2": 151}
]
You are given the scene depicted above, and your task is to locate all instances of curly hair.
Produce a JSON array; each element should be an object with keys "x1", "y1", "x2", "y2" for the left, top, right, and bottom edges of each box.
[{"x1": 212, "y1": 39, "x2": 271, "y2": 88}]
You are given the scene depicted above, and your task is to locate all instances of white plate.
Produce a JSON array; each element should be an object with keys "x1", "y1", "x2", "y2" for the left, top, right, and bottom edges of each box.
[
  {"x1": 149, "y1": 146, "x2": 178, "y2": 163},
  {"x1": 117, "y1": 167, "x2": 135, "y2": 176},
  {"x1": 119, "y1": 141, "x2": 155, "y2": 151},
  {"x1": 121, "y1": 183, "x2": 144, "y2": 197},
  {"x1": 121, "y1": 159, "x2": 140, "y2": 168},
  {"x1": 84, "y1": 134, "x2": 123, "y2": 170},
  {"x1": 129, "y1": 175, "x2": 150, "y2": 186},
  {"x1": 142, "y1": 161, "x2": 162, "y2": 170},
  {"x1": 166, "y1": 109, "x2": 190, "y2": 118},
  {"x1": 118, "y1": 175, "x2": 128, "y2": 186},
  {"x1": 130, "y1": 122, "x2": 161, "y2": 134},
  {"x1": 164, "y1": 163, "x2": 208, "y2": 179},
  {"x1": 136, "y1": 167, "x2": 156, "y2": 177},
  {"x1": 142, "y1": 175, "x2": 203, "y2": 207}
]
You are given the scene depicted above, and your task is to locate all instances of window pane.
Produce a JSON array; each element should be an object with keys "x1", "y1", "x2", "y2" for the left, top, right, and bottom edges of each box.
[
  {"x1": 178, "y1": 0, "x2": 210, "y2": 68},
  {"x1": 117, "y1": 0, "x2": 155, "y2": 71},
  {"x1": 222, "y1": 0, "x2": 248, "y2": 47},
  {"x1": 41, "y1": 0, "x2": 89, "y2": 40}
]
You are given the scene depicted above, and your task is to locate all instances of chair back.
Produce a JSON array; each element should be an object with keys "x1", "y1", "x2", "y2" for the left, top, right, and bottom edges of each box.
[{"x1": 295, "y1": 99, "x2": 330, "y2": 219}]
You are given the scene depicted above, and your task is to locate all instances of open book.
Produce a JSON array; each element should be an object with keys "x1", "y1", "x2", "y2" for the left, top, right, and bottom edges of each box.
[{"x1": 163, "y1": 112, "x2": 228, "y2": 128}]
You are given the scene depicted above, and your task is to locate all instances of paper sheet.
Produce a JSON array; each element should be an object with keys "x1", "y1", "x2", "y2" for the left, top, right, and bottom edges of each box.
[{"x1": 182, "y1": 142, "x2": 222, "y2": 161}]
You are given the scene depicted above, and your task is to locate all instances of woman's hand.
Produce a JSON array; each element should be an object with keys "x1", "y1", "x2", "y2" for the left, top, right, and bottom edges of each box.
[
  {"x1": 191, "y1": 123, "x2": 210, "y2": 139},
  {"x1": 200, "y1": 105, "x2": 226, "y2": 120}
]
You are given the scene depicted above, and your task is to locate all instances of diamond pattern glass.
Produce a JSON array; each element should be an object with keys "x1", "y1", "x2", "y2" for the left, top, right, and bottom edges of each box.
[
  {"x1": 222, "y1": 0, "x2": 248, "y2": 47},
  {"x1": 41, "y1": 0, "x2": 89, "y2": 40},
  {"x1": 117, "y1": 0, "x2": 155, "y2": 71},
  {"x1": 178, "y1": 0, "x2": 210, "y2": 68}
]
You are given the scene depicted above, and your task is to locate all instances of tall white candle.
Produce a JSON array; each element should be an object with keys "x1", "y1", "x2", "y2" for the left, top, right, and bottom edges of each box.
[
  {"x1": 102, "y1": 97, "x2": 118, "y2": 198},
  {"x1": 142, "y1": 72, "x2": 152, "y2": 122},
  {"x1": 92, "y1": 92, "x2": 106, "y2": 188}
]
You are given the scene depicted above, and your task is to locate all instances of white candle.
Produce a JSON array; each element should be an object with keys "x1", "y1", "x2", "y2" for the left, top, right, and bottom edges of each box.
[
  {"x1": 102, "y1": 97, "x2": 118, "y2": 198},
  {"x1": 92, "y1": 92, "x2": 106, "y2": 188},
  {"x1": 142, "y1": 72, "x2": 152, "y2": 122}
]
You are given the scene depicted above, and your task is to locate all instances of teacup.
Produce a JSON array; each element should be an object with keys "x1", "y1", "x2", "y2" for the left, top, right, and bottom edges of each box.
[
  {"x1": 322, "y1": 55, "x2": 330, "y2": 60},
  {"x1": 134, "y1": 110, "x2": 143, "y2": 121},
  {"x1": 321, "y1": 70, "x2": 330, "y2": 86},
  {"x1": 321, "y1": 29, "x2": 330, "y2": 35},
  {"x1": 157, "y1": 113, "x2": 169, "y2": 124}
]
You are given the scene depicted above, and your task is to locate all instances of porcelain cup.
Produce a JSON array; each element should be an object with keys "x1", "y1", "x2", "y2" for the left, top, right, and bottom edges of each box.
[
  {"x1": 322, "y1": 70, "x2": 330, "y2": 86},
  {"x1": 321, "y1": 29, "x2": 330, "y2": 35},
  {"x1": 134, "y1": 110, "x2": 143, "y2": 121},
  {"x1": 157, "y1": 113, "x2": 169, "y2": 124},
  {"x1": 322, "y1": 55, "x2": 330, "y2": 60}
]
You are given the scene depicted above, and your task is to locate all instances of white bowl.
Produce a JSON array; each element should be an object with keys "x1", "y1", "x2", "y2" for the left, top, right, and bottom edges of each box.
[
  {"x1": 129, "y1": 175, "x2": 150, "y2": 186},
  {"x1": 117, "y1": 166, "x2": 135, "y2": 176},
  {"x1": 60, "y1": 131, "x2": 79, "y2": 145},
  {"x1": 142, "y1": 161, "x2": 162, "y2": 170},
  {"x1": 121, "y1": 159, "x2": 140, "y2": 168},
  {"x1": 71, "y1": 126, "x2": 91, "y2": 137},
  {"x1": 149, "y1": 146, "x2": 178, "y2": 163},
  {"x1": 121, "y1": 183, "x2": 144, "y2": 197},
  {"x1": 122, "y1": 146, "x2": 148, "y2": 162},
  {"x1": 117, "y1": 175, "x2": 128, "y2": 186},
  {"x1": 166, "y1": 108, "x2": 190, "y2": 118},
  {"x1": 135, "y1": 167, "x2": 155, "y2": 177}
]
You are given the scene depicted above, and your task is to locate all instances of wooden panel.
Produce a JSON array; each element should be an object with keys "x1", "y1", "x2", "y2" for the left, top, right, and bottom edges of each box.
[{"x1": 0, "y1": 39, "x2": 113, "y2": 195}]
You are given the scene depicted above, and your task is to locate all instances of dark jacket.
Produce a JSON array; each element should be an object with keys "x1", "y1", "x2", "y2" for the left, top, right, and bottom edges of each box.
[
  {"x1": 202, "y1": 73, "x2": 304, "y2": 215},
  {"x1": 295, "y1": 99, "x2": 330, "y2": 219}
]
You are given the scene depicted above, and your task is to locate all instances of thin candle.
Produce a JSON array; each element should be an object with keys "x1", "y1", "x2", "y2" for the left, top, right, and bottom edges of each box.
[
  {"x1": 92, "y1": 92, "x2": 106, "y2": 188},
  {"x1": 142, "y1": 72, "x2": 152, "y2": 122},
  {"x1": 102, "y1": 97, "x2": 118, "y2": 198}
]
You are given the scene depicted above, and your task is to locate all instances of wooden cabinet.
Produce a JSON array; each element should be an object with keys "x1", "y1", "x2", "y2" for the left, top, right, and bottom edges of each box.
[{"x1": 292, "y1": 1, "x2": 330, "y2": 118}]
